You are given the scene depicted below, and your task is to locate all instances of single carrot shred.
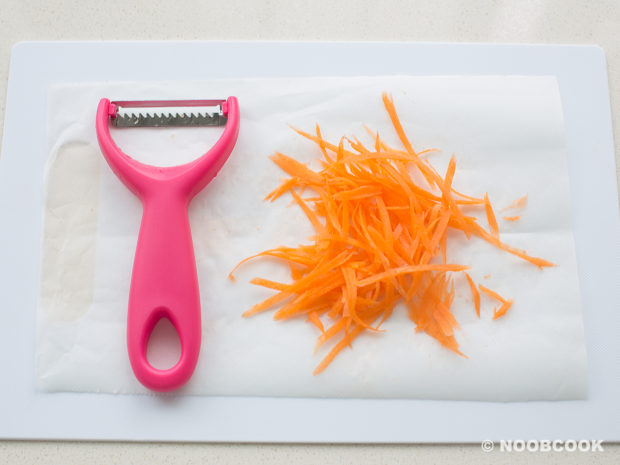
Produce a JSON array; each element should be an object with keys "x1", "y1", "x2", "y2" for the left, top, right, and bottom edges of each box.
[
  {"x1": 307, "y1": 311, "x2": 325, "y2": 334},
  {"x1": 478, "y1": 284, "x2": 508, "y2": 303},
  {"x1": 502, "y1": 215, "x2": 521, "y2": 222},
  {"x1": 478, "y1": 284, "x2": 514, "y2": 319},
  {"x1": 232, "y1": 93, "x2": 552, "y2": 374},
  {"x1": 484, "y1": 193, "x2": 499, "y2": 237},
  {"x1": 493, "y1": 299, "x2": 514, "y2": 319},
  {"x1": 464, "y1": 273, "x2": 481, "y2": 318},
  {"x1": 382, "y1": 93, "x2": 416, "y2": 155}
]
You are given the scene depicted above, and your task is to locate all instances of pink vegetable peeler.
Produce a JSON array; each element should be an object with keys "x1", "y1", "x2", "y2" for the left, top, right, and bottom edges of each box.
[{"x1": 95, "y1": 97, "x2": 240, "y2": 392}]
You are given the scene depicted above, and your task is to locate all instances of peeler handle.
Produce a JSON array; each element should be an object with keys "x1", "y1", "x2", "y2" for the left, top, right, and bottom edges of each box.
[
  {"x1": 127, "y1": 189, "x2": 200, "y2": 392},
  {"x1": 96, "y1": 96, "x2": 239, "y2": 391}
]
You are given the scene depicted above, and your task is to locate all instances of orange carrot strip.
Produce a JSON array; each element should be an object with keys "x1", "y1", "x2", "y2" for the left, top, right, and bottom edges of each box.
[
  {"x1": 465, "y1": 219, "x2": 554, "y2": 268},
  {"x1": 381, "y1": 92, "x2": 419, "y2": 158},
  {"x1": 484, "y1": 193, "x2": 499, "y2": 238},
  {"x1": 478, "y1": 284, "x2": 508, "y2": 303},
  {"x1": 265, "y1": 177, "x2": 299, "y2": 202},
  {"x1": 493, "y1": 299, "x2": 514, "y2": 319},
  {"x1": 307, "y1": 311, "x2": 325, "y2": 333},
  {"x1": 242, "y1": 291, "x2": 293, "y2": 317},
  {"x1": 250, "y1": 277, "x2": 288, "y2": 291},
  {"x1": 356, "y1": 264, "x2": 469, "y2": 287},
  {"x1": 464, "y1": 273, "x2": 480, "y2": 317},
  {"x1": 313, "y1": 324, "x2": 365, "y2": 375},
  {"x1": 289, "y1": 189, "x2": 326, "y2": 235},
  {"x1": 269, "y1": 152, "x2": 322, "y2": 185},
  {"x1": 315, "y1": 124, "x2": 334, "y2": 163}
]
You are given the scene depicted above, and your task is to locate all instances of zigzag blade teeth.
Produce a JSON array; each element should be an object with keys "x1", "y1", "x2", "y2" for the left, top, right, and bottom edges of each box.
[{"x1": 112, "y1": 108, "x2": 225, "y2": 127}]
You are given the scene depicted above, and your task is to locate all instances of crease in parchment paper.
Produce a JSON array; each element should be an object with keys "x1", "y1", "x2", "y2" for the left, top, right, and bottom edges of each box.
[{"x1": 36, "y1": 76, "x2": 588, "y2": 400}]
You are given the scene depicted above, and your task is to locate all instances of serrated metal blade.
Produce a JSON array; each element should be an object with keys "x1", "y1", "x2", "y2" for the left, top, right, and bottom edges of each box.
[
  {"x1": 110, "y1": 100, "x2": 227, "y2": 127},
  {"x1": 112, "y1": 112, "x2": 226, "y2": 127}
]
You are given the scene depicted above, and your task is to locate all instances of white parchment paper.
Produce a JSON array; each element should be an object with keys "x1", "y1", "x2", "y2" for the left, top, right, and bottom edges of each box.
[{"x1": 36, "y1": 76, "x2": 588, "y2": 400}]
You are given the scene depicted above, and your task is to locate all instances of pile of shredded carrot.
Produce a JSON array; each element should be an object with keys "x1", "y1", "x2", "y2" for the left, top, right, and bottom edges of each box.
[{"x1": 230, "y1": 92, "x2": 553, "y2": 375}]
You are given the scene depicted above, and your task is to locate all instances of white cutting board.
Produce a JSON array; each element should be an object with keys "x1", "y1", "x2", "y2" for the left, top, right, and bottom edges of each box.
[{"x1": 0, "y1": 41, "x2": 618, "y2": 443}]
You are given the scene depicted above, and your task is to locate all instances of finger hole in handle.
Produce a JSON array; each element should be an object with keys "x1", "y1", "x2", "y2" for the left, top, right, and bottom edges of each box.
[
  {"x1": 130, "y1": 306, "x2": 199, "y2": 392},
  {"x1": 146, "y1": 316, "x2": 182, "y2": 370}
]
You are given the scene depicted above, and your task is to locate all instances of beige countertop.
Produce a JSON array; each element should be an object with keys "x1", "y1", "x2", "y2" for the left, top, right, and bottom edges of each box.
[{"x1": 0, "y1": 0, "x2": 618, "y2": 463}]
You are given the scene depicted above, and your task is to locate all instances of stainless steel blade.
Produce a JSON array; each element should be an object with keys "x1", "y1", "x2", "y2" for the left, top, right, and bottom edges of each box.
[
  {"x1": 110, "y1": 100, "x2": 227, "y2": 127},
  {"x1": 111, "y1": 112, "x2": 226, "y2": 127}
]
